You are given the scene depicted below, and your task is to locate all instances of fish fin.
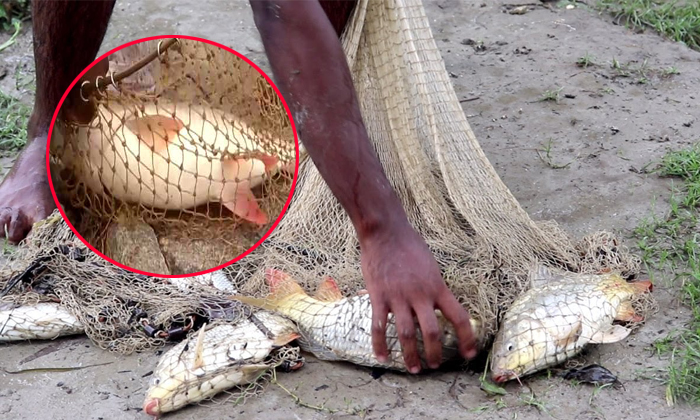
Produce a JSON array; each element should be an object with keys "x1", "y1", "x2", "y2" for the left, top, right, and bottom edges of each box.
[
  {"x1": 257, "y1": 154, "x2": 279, "y2": 172},
  {"x1": 265, "y1": 268, "x2": 305, "y2": 296},
  {"x1": 631, "y1": 280, "x2": 653, "y2": 294},
  {"x1": 615, "y1": 301, "x2": 644, "y2": 323},
  {"x1": 192, "y1": 323, "x2": 207, "y2": 370},
  {"x1": 221, "y1": 183, "x2": 268, "y2": 226},
  {"x1": 554, "y1": 320, "x2": 583, "y2": 349},
  {"x1": 124, "y1": 115, "x2": 184, "y2": 153},
  {"x1": 314, "y1": 276, "x2": 343, "y2": 302},
  {"x1": 589, "y1": 324, "x2": 631, "y2": 344},
  {"x1": 236, "y1": 152, "x2": 279, "y2": 172},
  {"x1": 273, "y1": 332, "x2": 300, "y2": 347},
  {"x1": 240, "y1": 364, "x2": 271, "y2": 382},
  {"x1": 231, "y1": 269, "x2": 306, "y2": 310}
]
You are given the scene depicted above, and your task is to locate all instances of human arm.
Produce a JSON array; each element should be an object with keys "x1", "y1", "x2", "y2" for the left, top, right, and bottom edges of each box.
[{"x1": 249, "y1": 0, "x2": 477, "y2": 372}]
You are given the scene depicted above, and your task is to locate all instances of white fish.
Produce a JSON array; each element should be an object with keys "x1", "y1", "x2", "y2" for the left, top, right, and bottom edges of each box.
[
  {"x1": 167, "y1": 270, "x2": 237, "y2": 294},
  {"x1": 71, "y1": 99, "x2": 294, "y2": 225},
  {"x1": 490, "y1": 264, "x2": 653, "y2": 383},
  {"x1": 142, "y1": 311, "x2": 301, "y2": 417},
  {"x1": 232, "y1": 268, "x2": 482, "y2": 372},
  {"x1": 0, "y1": 302, "x2": 84, "y2": 341}
]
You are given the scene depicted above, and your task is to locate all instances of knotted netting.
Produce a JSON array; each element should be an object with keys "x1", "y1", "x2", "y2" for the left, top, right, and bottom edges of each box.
[
  {"x1": 1, "y1": 0, "x2": 656, "y2": 391},
  {"x1": 48, "y1": 37, "x2": 297, "y2": 275}
]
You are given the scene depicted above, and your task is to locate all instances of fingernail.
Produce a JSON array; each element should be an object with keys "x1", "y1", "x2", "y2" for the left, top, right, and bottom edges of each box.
[
  {"x1": 409, "y1": 366, "x2": 420, "y2": 374},
  {"x1": 377, "y1": 355, "x2": 388, "y2": 363},
  {"x1": 466, "y1": 349, "x2": 477, "y2": 359}
]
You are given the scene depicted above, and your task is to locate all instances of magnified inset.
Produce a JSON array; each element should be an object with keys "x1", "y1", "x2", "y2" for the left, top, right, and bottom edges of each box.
[{"x1": 47, "y1": 36, "x2": 298, "y2": 276}]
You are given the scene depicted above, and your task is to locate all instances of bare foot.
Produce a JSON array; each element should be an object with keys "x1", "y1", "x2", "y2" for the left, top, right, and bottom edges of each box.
[{"x1": 0, "y1": 137, "x2": 56, "y2": 244}]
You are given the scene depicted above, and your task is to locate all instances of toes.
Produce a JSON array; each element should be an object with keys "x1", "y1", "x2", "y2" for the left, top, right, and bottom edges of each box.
[{"x1": 8, "y1": 209, "x2": 30, "y2": 244}]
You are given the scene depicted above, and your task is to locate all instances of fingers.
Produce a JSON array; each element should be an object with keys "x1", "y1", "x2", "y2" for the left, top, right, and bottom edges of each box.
[
  {"x1": 414, "y1": 304, "x2": 443, "y2": 370},
  {"x1": 438, "y1": 290, "x2": 477, "y2": 360},
  {"x1": 393, "y1": 305, "x2": 421, "y2": 374},
  {"x1": 370, "y1": 298, "x2": 389, "y2": 364}
]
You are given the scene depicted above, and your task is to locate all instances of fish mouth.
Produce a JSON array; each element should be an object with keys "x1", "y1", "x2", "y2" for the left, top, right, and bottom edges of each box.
[
  {"x1": 491, "y1": 370, "x2": 516, "y2": 384},
  {"x1": 143, "y1": 398, "x2": 161, "y2": 417}
]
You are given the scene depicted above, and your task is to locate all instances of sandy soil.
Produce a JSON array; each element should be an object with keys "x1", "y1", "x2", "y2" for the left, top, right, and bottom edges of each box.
[{"x1": 2, "y1": 1, "x2": 700, "y2": 419}]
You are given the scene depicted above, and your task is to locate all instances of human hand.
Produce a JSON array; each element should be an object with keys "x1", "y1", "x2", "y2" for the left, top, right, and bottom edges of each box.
[{"x1": 359, "y1": 221, "x2": 478, "y2": 373}]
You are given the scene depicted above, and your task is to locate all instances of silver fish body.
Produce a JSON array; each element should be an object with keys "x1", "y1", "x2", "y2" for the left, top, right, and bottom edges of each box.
[
  {"x1": 142, "y1": 311, "x2": 301, "y2": 417},
  {"x1": 490, "y1": 265, "x2": 652, "y2": 383},
  {"x1": 290, "y1": 293, "x2": 463, "y2": 371},
  {"x1": 0, "y1": 302, "x2": 85, "y2": 341},
  {"x1": 232, "y1": 269, "x2": 481, "y2": 372}
]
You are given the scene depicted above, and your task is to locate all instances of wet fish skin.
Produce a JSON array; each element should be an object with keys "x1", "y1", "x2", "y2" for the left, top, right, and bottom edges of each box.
[
  {"x1": 0, "y1": 302, "x2": 84, "y2": 341},
  {"x1": 167, "y1": 269, "x2": 237, "y2": 294},
  {"x1": 142, "y1": 311, "x2": 300, "y2": 417},
  {"x1": 490, "y1": 265, "x2": 653, "y2": 383},
  {"x1": 232, "y1": 268, "x2": 482, "y2": 372}
]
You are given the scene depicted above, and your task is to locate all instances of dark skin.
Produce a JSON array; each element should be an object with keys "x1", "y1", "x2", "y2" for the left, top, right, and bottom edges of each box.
[
  {"x1": 250, "y1": 0, "x2": 477, "y2": 371},
  {"x1": 0, "y1": 0, "x2": 477, "y2": 372},
  {"x1": 0, "y1": 0, "x2": 115, "y2": 243}
]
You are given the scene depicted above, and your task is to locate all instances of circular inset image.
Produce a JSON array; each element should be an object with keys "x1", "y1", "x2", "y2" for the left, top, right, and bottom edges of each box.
[{"x1": 47, "y1": 36, "x2": 298, "y2": 277}]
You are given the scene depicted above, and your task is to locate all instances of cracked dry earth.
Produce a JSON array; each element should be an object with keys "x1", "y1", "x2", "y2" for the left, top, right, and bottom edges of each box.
[{"x1": 1, "y1": 1, "x2": 699, "y2": 419}]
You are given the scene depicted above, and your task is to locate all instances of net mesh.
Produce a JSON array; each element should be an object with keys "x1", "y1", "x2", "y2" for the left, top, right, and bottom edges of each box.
[
  {"x1": 0, "y1": 0, "x2": 657, "y2": 405},
  {"x1": 48, "y1": 38, "x2": 297, "y2": 275}
]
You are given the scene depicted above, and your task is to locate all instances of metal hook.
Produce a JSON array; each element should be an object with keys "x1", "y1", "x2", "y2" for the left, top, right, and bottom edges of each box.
[
  {"x1": 79, "y1": 81, "x2": 90, "y2": 102},
  {"x1": 95, "y1": 76, "x2": 106, "y2": 97},
  {"x1": 109, "y1": 71, "x2": 119, "y2": 91}
]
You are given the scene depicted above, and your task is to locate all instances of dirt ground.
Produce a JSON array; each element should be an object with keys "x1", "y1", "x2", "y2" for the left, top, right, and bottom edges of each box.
[{"x1": 2, "y1": 1, "x2": 700, "y2": 419}]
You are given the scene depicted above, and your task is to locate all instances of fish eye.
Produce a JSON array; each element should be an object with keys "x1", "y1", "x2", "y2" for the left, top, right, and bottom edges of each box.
[
  {"x1": 507, "y1": 344, "x2": 514, "y2": 352},
  {"x1": 152, "y1": 378, "x2": 161, "y2": 386}
]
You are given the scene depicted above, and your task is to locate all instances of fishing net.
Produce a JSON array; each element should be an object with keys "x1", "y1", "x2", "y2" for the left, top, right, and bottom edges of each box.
[
  {"x1": 0, "y1": 0, "x2": 656, "y2": 389},
  {"x1": 227, "y1": 0, "x2": 655, "y2": 345},
  {"x1": 48, "y1": 38, "x2": 298, "y2": 275}
]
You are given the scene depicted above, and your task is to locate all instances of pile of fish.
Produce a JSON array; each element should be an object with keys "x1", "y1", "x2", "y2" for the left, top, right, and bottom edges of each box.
[{"x1": 0, "y1": 261, "x2": 654, "y2": 418}]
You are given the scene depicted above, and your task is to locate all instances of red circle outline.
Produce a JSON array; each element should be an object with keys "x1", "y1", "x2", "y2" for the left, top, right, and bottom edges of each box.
[{"x1": 46, "y1": 35, "x2": 300, "y2": 279}]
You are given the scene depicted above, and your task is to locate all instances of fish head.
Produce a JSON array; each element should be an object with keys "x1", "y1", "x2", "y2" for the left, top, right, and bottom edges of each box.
[
  {"x1": 490, "y1": 315, "x2": 550, "y2": 383},
  {"x1": 142, "y1": 360, "x2": 194, "y2": 417}
]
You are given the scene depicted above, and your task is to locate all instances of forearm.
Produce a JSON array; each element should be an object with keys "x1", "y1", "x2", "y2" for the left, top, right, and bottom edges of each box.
[{"x1": 250, "y1": 0, "x2": 410, "y2": 241}]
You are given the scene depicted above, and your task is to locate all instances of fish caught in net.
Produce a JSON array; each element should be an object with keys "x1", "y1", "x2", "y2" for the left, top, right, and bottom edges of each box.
[
  {"x1": 0, "y1": 0, "x2": 659, "y2": 415},
  {"x1": 48, "y1": 37, "x2": 298, "y2": 275}
]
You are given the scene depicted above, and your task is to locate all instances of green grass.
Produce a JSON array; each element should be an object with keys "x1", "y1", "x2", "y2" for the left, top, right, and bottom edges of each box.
[
  {"x1": 633, "y1": 143, "x2": 700, "y2": 405},
  {"x1": 0, "y1": 91, "x2": 31, "y2": 154},
  {"x1": 596, "y1": 0, "x2": 700, "y2": 50},
  {"x1": 539, "y1": 87, "x2": 564, "y2": 103}
]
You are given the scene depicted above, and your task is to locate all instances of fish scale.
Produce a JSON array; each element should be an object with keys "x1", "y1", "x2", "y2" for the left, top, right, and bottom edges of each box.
[
  {"x1": 490, "y1": 265, "x2": 652, "y2": 383},
  {"x1": 232, "y1": 268, "x2": 482, "y2": 372},
  {"x1": 142, "y1": 311, "x2": 300, "y2": 417},
  {"x1": 0, "y1": 302, "x2": 84, "y2": 341}
]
